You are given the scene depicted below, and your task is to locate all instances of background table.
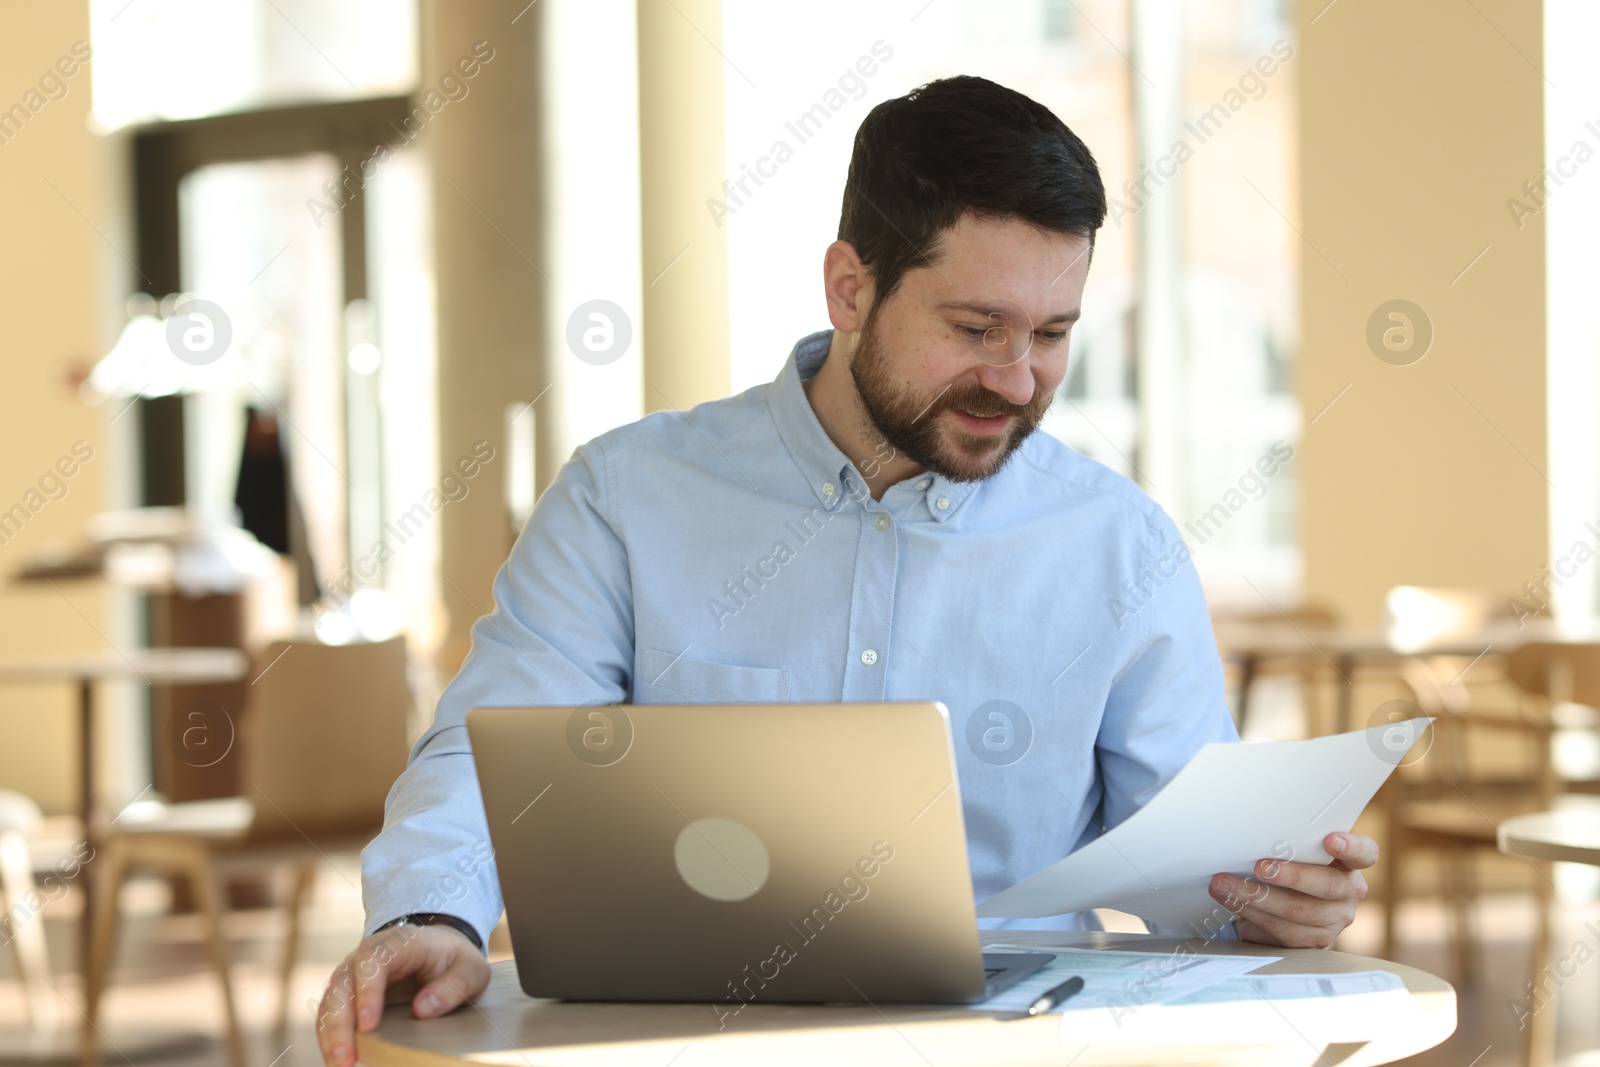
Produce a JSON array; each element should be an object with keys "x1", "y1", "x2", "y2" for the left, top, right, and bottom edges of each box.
[
  {"x1": 1212, "y1": 618, "x2": 1596, "y2": 732},
  {"x1": 1498, "y1": 801, "x2": 1600, "y2": 1067},
  {"x1": 1498, "y1": 800, "x2": 1600, "y2": 866},
  {"x1": 358, "y1": 932, "x2": 1456, "y2": 1067}
]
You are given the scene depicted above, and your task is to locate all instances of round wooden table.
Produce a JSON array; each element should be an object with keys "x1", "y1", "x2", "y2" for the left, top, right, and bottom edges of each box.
[
  {"x1": 357, "y1": 932, "x2": 1456, "y2": 1067},
  {"x1": 1498, "y1": 801, "x2": 1600, "y2": 866},
  {"x1": 1499, "y1": 801, "x2": 1600, "y2": 1067}
]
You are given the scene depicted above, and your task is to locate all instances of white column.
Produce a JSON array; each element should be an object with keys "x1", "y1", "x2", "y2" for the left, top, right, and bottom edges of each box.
[
  {"x1": 637, "y1": 0, "x2": 731, "y2": 415},
  {"x1": 1544, "y1": 0, "x2": 1600, "y2": 622},
  {"x1": 1130, "y1": 0, "x2": 1187, "y2": 514}
]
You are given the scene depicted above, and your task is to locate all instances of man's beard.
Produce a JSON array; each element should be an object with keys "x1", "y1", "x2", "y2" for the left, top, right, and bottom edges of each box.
[{"x1": 849, "y1": 312, "x2": 1054, "y2": 483}]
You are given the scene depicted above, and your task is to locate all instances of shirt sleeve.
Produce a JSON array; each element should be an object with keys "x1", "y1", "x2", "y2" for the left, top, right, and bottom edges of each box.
[
  {"x1": 1096, "y1": 507, "x2": 1241, "y2": 940},
  {"x1": 360, "y1": 440, "x2": 634, "y2": 948}
]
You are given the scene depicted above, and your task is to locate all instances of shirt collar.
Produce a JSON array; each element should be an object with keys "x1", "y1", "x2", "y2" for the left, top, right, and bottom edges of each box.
[{"x1": 766, "y1": 329, "x2": 979, "y2": 522}]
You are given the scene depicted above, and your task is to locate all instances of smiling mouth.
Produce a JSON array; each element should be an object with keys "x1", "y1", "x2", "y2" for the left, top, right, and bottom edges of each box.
[{"x1": 950, "y1": 408, "x2": 1012, "y2": 436}]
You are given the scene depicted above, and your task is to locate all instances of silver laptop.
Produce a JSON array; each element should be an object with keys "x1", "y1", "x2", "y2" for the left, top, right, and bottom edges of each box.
[{"x1": 468, "y1": 701, "x2": 1051, "y2": 1006}]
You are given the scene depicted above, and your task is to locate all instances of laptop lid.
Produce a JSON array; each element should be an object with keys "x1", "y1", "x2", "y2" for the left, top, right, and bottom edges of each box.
[{"x1": 468, "y1": 701, "x2": 994, "y2": 1004}]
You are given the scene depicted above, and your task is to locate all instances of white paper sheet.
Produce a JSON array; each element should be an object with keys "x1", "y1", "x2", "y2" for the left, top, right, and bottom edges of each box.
[
  {"x1": 1058, "y1": 970, "x2": 1419, "y2": 1044},
  {"x1": 929, "y1": 947, "x2": 1278, "y2": 1014},
  {"x1": 977, "y1": 720, "x2": 1431, "y2": 932}
]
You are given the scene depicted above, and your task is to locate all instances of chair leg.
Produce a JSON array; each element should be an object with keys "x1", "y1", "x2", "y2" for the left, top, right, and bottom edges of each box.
[
  {"x1": 1448, "y1": 849, "x2": 1476, "y2": 988},
  {"x1": 183, "y1": 846, "x2": 247, "y2": 1067},
  {"x1": 1526, "y1": 860, "x2": 1557, "y2": 1067},
  {"x1": 276, "y1": 860, "x2": 318, "y2": 1033},
  {"x1": 1300, "y1": 662, "x2": 1323, "y2": 738},
  {"x1": 81, "y1": 838, "x2": 130, "y2": 1067},
  {"x1": 1234, "y1": 655, "x2": 1258, "y2": 736},
  {"x1": 0, "y1": 830, "x2": 58, "y2": 1032},
  {"x1": 1379, "y1": 831, "x2": 1400, "y2": 961}
]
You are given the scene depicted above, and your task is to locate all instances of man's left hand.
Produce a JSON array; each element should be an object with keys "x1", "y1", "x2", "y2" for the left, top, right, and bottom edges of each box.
[{"x1": 1207, "y1": 832, "x2": 1377, "y2": 949}]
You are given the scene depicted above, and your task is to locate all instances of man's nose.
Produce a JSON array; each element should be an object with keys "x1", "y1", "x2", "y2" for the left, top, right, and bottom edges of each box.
[{"x1": 974, "y1": 354, "x2": 1037, "y2": 407}]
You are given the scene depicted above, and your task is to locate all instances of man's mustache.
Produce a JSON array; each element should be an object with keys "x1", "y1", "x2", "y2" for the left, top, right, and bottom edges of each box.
[{"x1": 933, "y1": 386, "x2": 1048, "y2": 421}]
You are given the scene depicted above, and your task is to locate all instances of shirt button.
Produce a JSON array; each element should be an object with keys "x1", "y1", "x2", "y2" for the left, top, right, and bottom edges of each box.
[
  {"x1": 860, "y1": 648, "x2": 879, "y2": 666},
  {"x1": 935, "y1": 496, "x2": 950, "y2": 511},
  {"x1": 822, "y1": 482, "x2": 836, "y2": 497},
  {"x1": 915, "y1": 478, "x2": 932, "y2": 490},
  {"x1": 874, "y1": 514, "x2": 890, "y2": 531}
]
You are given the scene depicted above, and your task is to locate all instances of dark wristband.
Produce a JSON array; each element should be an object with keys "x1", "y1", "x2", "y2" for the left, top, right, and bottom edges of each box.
[{"x1": 373, "y1": 912, "x2": 485, "y2": 953}]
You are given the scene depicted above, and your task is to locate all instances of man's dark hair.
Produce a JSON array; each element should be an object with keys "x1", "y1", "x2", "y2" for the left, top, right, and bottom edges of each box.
[{"x1": 838, "y1": 75, "x2": 1107, "y2": 314}]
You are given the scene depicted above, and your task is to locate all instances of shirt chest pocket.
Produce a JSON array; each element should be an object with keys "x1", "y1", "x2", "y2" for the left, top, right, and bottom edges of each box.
[{"x1": 637, "y1": 647, "x2": 792, "y2": 704}]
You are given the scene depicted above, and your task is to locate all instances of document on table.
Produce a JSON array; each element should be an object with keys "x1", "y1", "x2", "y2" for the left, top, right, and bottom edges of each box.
[
  {"x1": 1058, "y1": 970, "x2": 1419, "y2": 1044},
  {"x1": 977, "y1": 719, "x2": 1432, "y2": 932},
  {"x1": 937, "y1": 947, "x2": 1279, "y2": 1014}
]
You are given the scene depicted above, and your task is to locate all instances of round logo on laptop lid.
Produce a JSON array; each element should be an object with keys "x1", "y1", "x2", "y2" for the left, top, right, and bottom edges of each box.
[{"x1": 673, "y1": 817, "x2": 771, "y2": 902}]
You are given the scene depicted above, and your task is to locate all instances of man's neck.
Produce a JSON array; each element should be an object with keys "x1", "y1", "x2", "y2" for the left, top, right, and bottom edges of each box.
[{"x1": 801, "y1": 329, "x2": 927, "y2": 501}]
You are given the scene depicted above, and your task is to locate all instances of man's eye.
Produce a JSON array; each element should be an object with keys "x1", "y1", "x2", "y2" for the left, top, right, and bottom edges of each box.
[
  {"x1": 1036, "y1": 330, "x2": 1068, "y2": 344},
  {"x1": 955, "y1": 324, "x2": 995, "y2": 340}
]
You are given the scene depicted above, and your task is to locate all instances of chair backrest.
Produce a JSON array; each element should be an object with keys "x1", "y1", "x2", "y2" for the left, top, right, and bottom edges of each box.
[
  {"x1": 1508, "y1": 642, "x2": 1600, "y2": 708},
  {"x1": 1384, "y1": 586, "x2": 1511, "y2": 647},
  {"x1": 1390, "y1": 656, "x2": 1554, "y2": 802},
  {"x1": 1210, "y1": 602, "x2": 1340, "y2": 628},
  {"x1": 241, "y1": 635, "x2": 413, "y2": 842},
  {"x1": 0, "y1": 790, "x2": 41, "y2": 836}
]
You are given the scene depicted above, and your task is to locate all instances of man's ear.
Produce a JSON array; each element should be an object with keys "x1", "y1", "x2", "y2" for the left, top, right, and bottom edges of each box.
[{"x1": 822, "y1": 240, "x2": 872, "y2": 334}]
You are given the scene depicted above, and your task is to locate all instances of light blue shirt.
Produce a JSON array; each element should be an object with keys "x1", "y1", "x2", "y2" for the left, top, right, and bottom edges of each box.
[{"x1": 362, "y1": 328, "x2": 1239, "y2": 947}]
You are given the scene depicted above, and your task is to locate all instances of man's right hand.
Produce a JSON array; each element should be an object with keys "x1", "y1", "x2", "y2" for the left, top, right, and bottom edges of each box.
[{"x1": 316, "y1": 924, "x2": 491, "y2": 1067}]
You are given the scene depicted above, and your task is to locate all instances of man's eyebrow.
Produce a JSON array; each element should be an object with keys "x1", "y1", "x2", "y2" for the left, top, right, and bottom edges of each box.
[{"x1": 933, "y1": 301, "x2": 1081, "y2": 325}]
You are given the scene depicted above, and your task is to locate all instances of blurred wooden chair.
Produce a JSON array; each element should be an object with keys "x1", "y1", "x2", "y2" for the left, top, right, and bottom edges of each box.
[
  {"x1": 1513, "y1": 641, "x2": 1600, "y2": 797},
  {"x1": 1383, "y1": 585, "x2": 1518, "y2": 684},
  {"x1": 0, "y1": 790, "x2": 57, "y2": 1034},
  {"x1": 1376, "y1": 649, "x2": 1561, "y2": 1061},
  {"x1": 1212, "y1": 602, "x2": 1340, "y2": 736},
  {"x1": 1384, "y1": 585, "x2": 1510, "y2": 637},
  {"x1": 85, "y1": 797, "x2": 252, "y2": 1067},
  {"x1": 81, "y1": 636, "x2": 413, "y2": 1067},
  {"x1": 229, "y1": 633, "x2": 414, "y2": 1031},
  {"x1": 1337, "y1": 584, "x2": 1522, "y2": 739},
  {"x1": 1377, "y1": 650, "x2": 1558, "y2": 966}
]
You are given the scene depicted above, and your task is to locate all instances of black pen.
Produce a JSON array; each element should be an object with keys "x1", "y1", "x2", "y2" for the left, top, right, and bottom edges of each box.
[{"x1": 1025, "y1": 974, "x2": 1085, "y2": 1016}]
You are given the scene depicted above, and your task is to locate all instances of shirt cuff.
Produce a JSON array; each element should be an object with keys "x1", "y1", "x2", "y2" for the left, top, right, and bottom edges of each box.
[{"x1": 371, "y1": 912, "x2": 487, "y2": 954}]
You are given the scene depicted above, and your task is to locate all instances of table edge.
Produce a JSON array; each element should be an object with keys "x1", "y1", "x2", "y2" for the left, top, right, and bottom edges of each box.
[{"x1": 356, "y1": 935, "x2": 1457, "y2": 1067}]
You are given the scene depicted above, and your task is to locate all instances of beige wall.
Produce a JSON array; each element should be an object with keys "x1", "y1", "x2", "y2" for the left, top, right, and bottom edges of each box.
[
  {"x1": 1296, "y1": 0, "x2": 1548, "y2": 625},
  {"x1": 0, "y1": 0, "x2": 109, "y2": 813}
]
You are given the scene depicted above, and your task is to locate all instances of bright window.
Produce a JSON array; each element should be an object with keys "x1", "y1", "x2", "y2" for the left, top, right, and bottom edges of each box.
[{"x1": 89, "y1": 0, "x2": 417, "y2": 128}]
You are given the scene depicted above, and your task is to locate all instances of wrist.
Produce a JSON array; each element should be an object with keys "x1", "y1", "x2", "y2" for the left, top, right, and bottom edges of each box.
[{"x1": 373, "y1": 912, "x2": 485, "y2": 954}]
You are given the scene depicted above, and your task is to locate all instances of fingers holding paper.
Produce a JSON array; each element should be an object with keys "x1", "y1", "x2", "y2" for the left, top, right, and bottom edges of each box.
[{"x1": 1207, "y1": 831, "x2": 1377, "y2": 949}]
